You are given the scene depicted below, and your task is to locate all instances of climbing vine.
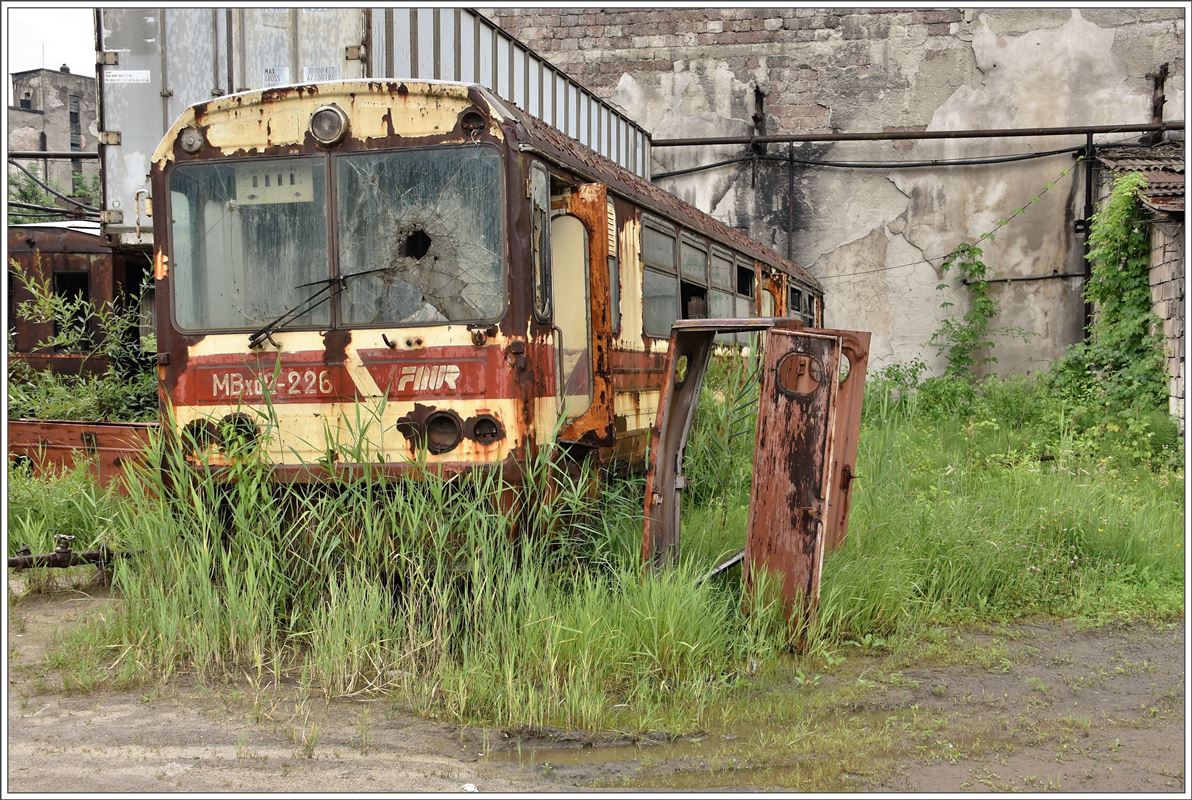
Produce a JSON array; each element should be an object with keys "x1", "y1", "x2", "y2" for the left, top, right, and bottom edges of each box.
[
  {"x1": 1068, "y1": 171, "x2": 1166, "y2": 410},
  {"x1": 930, "y1": 242, "x2": 996, "y2": 377}
]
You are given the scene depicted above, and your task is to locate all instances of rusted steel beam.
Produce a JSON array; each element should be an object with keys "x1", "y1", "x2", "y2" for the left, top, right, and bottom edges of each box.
[{"x1": 7, "y1": 419, "x2": 156, "y2": 491}]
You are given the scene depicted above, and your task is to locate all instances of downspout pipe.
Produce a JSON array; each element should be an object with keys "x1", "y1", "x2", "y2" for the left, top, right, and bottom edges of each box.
[{"x1": 1081, "y1": 133, "x2": 1096, "y2": 336}]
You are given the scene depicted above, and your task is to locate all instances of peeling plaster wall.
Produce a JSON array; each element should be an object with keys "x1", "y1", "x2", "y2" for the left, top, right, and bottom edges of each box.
[{"x1": 481, "y1": 7, "x2": 1186, "y2": 374}]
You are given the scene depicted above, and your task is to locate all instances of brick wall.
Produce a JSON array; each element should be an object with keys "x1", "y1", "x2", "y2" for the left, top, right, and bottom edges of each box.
[{"x1": 1150, "y1": 220, "x2": 1185, "y2": 430}]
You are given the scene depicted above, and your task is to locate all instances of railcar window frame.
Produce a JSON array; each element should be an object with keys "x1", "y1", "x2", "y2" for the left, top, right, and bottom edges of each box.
[
  {"x1": 679, "y1": 235, "x2": 709, "y2": 285},
  {"x1": 735, "y1": 257, "x2": 756, "y2": 301},
  {"x1": 166, "y1": 153, "x2": 334, "y2": 335},
  {"x1": 607, "y1": 197, "x2": 621, "y2": 336},
  {"x1": 642, "y1": 267, "x2": 679, "y2": 339},
  {"x1": 710, "y1": 246, "x2": 734, "y2": 291},
  {"x1": 641, "y1": 214, "x2": 678, "y2": 274},
  {"x1": 530, "y1": 162, "x2": 553, "y2": 323},
  {"x1": 164, "y1": 144, "x2": 509, "y2": 335}
]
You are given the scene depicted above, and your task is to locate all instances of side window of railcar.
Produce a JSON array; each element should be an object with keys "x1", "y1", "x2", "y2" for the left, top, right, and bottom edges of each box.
[
  {"x1": 732, "y1": 256, "x2": 756, "y2": 345},
  {"x1": 530, "y1": 164, "x2": 552, "y2": 321},
  {"x1": 607, "y1": 199, "x2": 620, "y2": 336},
  {"x1": 679, "y1": 236, "x2": 708, "y2": 320},
  {"x1": 789, "y1": 286, "x2": 803, "y2": 319},
  {"x1": 641, "y1": 217, "x2": 678, "y2": 338},
  {"x1": 705, "y1": 246, "x2": 733, "y2": 343},
  {"x1": 761, "y1": 282, "x2": 776, "y2": 317}
]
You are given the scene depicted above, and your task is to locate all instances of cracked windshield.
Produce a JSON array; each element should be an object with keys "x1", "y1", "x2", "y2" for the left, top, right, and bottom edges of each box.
[
  {"x1": 169, "y1": 156, "x2": 330, "y2": 330},
  {"x1": 336, "y1": 146, "x2": 504, "y2": 325}
]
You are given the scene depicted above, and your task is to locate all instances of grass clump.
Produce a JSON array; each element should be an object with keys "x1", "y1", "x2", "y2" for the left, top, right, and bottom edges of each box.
[{"x1": 7, "y1": 457, "x2": 123, "y2": 556}]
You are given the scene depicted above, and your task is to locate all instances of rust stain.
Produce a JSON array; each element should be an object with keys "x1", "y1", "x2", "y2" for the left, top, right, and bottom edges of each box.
[{"x1": 153, "y1": 248, "x2": 169, "y2": 280}]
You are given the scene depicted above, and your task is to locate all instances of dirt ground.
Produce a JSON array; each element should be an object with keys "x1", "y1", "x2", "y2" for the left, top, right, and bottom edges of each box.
[{"x1": 6, "y1": 586, "x2": 1185, "y2": 793}]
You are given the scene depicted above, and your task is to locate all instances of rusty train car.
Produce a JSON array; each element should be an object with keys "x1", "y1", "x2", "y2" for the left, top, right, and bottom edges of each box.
[{"x1": 150, "y1": 80, "x2": 822, "y2": 477}]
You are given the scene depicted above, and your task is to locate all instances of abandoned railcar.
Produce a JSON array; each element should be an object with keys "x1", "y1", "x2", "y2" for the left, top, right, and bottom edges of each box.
[{"x1": 150, "y1": 80, "x2": 822, "y2": 476}]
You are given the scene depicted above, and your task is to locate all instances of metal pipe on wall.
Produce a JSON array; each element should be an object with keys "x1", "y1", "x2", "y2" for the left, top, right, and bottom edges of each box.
[{"x1": 652, "y1": 120, "x2": 1184, "y2": 147}]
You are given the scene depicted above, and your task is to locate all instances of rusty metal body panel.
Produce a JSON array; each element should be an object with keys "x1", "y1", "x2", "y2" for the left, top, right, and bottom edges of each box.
[
  {"x1": 820, "y1": 329, "x2": 871, "y2": 551},
  {"x1": 742, "y1": 328, "x2": 841, "y2": 623},
  {"x1": 641, "y1": 318, "x2": 870, "y2": 631},
  {"x1": 7, "y1": 420, "x2": 155, "y2": 489}
]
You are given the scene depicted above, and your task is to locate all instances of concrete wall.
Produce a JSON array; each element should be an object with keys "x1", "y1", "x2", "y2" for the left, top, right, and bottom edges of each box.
[
  {"x1": 1150, "y1": 220, "x2": 1185, "y2": 430},
  {"x1": 7, "y1": 66, "x2": 100, "y2": 196},
  {"x1": 482, "y1": 7, "x2": 1186, "y2": 374}
]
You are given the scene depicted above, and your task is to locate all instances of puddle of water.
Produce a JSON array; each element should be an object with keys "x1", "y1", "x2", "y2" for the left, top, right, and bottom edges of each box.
[{"x1": 486, "y1": 735, "x2": 710, "y2": 769}]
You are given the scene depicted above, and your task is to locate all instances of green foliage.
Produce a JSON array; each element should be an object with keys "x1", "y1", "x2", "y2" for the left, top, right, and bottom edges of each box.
[
  {"x1": 7, "y1": 167, "x2": 61, "y2": 223},
  {"x1": 1053, "y1": 172, "x2": 1167, "y2": 413},
  {"x1": 71, "y1": 172, "x2": 101, "y2": 208},
  {"x1": 6, "y1": 165, "x2": 97, "y2": 223},
  {"x1": 7, "y1": 256, "x2": 157, "y2": 421},
  {"x1": 7, "y1": 457, "x2": 121, "y2": 556},
  {"x1": 931, "y1": 243, "x2": 998, "y2": 377}
]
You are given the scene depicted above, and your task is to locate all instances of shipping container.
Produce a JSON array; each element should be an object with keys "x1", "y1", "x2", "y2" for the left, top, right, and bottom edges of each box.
[{"x1": 95, "y1": 7, "x2": 652, "y2": 244}]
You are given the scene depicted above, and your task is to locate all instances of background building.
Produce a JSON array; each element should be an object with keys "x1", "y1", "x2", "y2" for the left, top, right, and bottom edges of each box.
[
  {"x1": 8, "y1": 64, "x2": 100, "y2": 199},
  {"x1": 481, "y1": 7, "x2": 1185, "y2": 393}
]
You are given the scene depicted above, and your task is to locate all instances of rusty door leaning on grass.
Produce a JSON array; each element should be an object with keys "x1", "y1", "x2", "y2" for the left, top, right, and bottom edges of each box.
[{"x1": 742, "y1": 329, "x2": 841, "y2": 624}]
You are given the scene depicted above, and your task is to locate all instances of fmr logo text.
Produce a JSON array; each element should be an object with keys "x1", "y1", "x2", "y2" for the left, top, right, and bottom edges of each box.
[{"x1": 396, "y1": 364, "x2": 462, "y2": 392}]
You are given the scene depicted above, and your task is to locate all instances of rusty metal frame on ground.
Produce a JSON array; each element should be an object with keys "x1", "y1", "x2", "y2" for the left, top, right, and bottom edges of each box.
[
  {"x1": 641, "y1": 317, "x2": 870, "y2": 631},
  {"x1": 7, "y1": 419, "x2": 156, "y2": 491}
]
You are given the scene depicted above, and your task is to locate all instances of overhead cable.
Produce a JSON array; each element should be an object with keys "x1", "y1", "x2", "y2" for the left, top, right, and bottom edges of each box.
[
  {"x1": 7, "y1": 159, "x2": 100, "y2": 212},
  {"x1": 653, "y1": 145, "x2": 1083, "y2": 180}
]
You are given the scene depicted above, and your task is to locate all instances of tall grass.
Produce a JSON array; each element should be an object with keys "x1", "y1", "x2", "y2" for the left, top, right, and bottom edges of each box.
[
  {"x1": 46, "y1": 421, "x2": 785, "y2": 732},
  {"x1": 24, "y1": 352, "x2": 1185, "y2": 734}
]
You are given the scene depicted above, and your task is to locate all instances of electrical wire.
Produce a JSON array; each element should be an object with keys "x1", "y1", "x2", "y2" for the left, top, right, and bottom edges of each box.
[
  {"x1": 805, "y1": 130, "x2": 1165, "y2": 281},
  {"x1": 8, "y1": 199, "x2": 99, "y2": 217},
  {"x1": 652, "y1": 144, "x2": 1086, "y2": 179},
  {"x1": 6, "y1": 159, "x2": 100, "y2": 212}
]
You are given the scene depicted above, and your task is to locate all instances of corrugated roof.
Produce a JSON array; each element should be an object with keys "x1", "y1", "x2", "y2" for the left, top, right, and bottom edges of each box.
[{"x1": 1097, "y1": 140, "x2": 1185, "y2": 214}]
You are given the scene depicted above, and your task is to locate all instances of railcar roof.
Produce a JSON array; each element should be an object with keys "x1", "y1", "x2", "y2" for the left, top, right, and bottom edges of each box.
[
  {"x1": 158, "y1": 79, "x2": 819, "y2": 291},
  {"x1": 486, "y1": 87, "x2": 821, "y2": 291}
]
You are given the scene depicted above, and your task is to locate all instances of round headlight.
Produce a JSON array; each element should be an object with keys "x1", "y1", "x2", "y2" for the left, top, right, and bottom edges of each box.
[
  {"x1": 309, "y1": 104, "x2": 348, "y2": 145},
  {"x1": 424, "y1": 412, "x2": 463, "y2": 455},
  {"x1": 179, "y1": 126, "x2": 205, "y2": 154}
]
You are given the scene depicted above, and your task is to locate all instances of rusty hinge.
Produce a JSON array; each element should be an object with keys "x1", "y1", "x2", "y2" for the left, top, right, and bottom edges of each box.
[
  {"x1": 97, "y1": 50, "x2": 119, "y2": 66},
  {"x1": 100, "y1": 209, "x2": 123, "y2": 225},
  {"x1": 160, "y1": 88, "x2": 174, "y2": 98},
  {"x1": 345, "y1": 44, "x2": 366, "y2": 61},
  {"x1": 99, "y1": 131, "x2": 121, "y2": 146}
]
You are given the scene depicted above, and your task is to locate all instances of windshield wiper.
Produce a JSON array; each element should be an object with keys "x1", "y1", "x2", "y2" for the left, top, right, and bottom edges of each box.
[{"x1": 247, "y1": 266, "x2": 406, "y2": 349}]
